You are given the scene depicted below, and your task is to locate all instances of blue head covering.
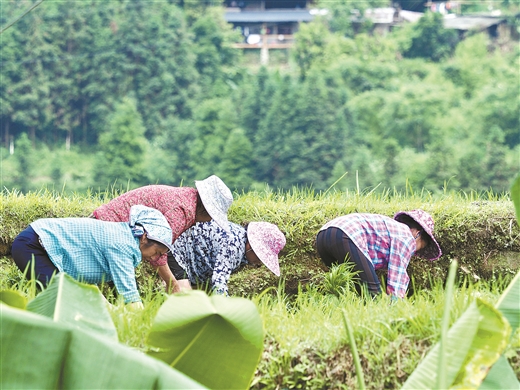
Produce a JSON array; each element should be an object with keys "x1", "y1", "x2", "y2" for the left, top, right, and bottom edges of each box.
[{"x1": 129, "y1": 205, "x2": 173, "y2": 252}]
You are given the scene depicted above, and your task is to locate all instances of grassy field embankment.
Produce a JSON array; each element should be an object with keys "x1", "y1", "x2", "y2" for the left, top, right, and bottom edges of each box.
[{"x1": 1, "y1": 188, "x2": 519, "y2": 388}]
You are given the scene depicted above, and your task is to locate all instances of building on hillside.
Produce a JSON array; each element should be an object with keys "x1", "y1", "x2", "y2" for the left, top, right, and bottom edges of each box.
[
  {"x1": 442, "y1": 14, "x2": 509, "y2": 39},
  {"x1": 223, "y1": 0, "x2": 321, "y2": 64},
  {"x1": 355, "y1": 6, "x2": 514, "y2": 41},
  {"x1": 223, "y1": 0, "x2": 518, "y2": 63}
]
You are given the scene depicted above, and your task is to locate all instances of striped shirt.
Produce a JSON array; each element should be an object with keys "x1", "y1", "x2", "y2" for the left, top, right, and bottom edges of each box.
[
  {"x1": 320, "y1": 213, "x2": 416, "y2": 298},
  {"x1": 172, "y1": 221, "x2": 248, "y2": 295},
  {"x1": 31, "y1": 218, "x2": 142, "y2": 303},
  {"x1": 93, "y1": 186, "x2": 198, "y2": 267}
]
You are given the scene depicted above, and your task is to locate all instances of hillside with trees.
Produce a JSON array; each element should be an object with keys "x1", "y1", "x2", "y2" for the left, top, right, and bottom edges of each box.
[{"x1": 1, "y1": 0, "x2": 518, "y2": 194}]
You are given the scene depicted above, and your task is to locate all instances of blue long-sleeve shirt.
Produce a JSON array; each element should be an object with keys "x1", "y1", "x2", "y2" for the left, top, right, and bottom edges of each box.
[{"x1": 31, "y1": 218, "x2": 142, "y2": 303}]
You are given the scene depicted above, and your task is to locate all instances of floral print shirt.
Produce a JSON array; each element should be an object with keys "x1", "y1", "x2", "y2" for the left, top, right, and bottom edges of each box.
[
  {"x1": 93, "y1": 186, "x2": 198, "y2": 267},
  {"x1": 171, "y1": 220, "x2": 248, "y2": 295}
]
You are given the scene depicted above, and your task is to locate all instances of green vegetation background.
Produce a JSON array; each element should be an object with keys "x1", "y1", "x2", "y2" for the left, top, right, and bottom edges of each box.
[
  {"x1": 1, "y1": 0, "x2": 519, "y2": 195},
  {"x1": 1, "y1": 188, "x2": 519, "y2": 388}
]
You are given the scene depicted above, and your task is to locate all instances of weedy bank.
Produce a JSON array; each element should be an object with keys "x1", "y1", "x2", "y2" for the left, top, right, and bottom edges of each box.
[{"x1": 1, "y1": 187, "x2": 519, "y2": 388}]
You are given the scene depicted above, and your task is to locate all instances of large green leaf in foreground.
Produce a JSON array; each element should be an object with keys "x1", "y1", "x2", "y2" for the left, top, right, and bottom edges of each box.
[
  {"x1": 147, "y1": 290, "x2": 264, "y2": 390},
  {"x1": 511, "y1": 173, "x2": 520, "y2": 224},
  {"x1": 495, "y1": 271, "x2": 520, "y2": 334},
  {"x1": 0, "y1": 303, "x2": 205, "y2": 389},
  {"x1": 26, "y1": 273, "x2": 118, "y2": 340},
  {"x1": 478, "y1": 355, "x2": 520, "y2": 390},
  {"x1": 402, "y1": 299, "x2": 511, "y2": 389},
  {"x1": 0, "y1": 290, "x2": 27, "y2": 309}
]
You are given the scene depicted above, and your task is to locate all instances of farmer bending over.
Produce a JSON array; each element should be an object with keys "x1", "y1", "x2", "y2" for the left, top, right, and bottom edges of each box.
[
  {"x1": 169, "y1": 220, "x2": 286, "y2": 295},
  {"x1": 91, "y1": 175, "x2": 233, "y2": 293},
  {"x1": 11, "y1": 205, "x2": 174, "y2": 309},
  {"x1": 316, "y1": 209, "x2": 442, "y2": 300}
]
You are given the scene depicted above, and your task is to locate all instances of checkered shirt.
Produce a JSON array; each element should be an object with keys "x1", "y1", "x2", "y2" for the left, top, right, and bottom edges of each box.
[
  {"x1": 320, "y1": 213, "x2": 416, "y2": 298},
  {"x1": 31, "y1": 218, "x2": 142, "y2": 303}
]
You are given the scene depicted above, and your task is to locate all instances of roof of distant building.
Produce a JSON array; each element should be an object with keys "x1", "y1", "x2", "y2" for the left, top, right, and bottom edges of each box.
[
  {"x1": 443, "y1": 15, "x2": 505, "y2": 30},
  {"x1": 224, "y1": 9, "x2": 315, "y2": 23}
]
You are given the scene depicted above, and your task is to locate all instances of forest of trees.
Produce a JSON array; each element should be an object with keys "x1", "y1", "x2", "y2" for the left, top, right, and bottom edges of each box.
[{"x1": 1, "y1": 0, "x2": 519, "y2": 194}]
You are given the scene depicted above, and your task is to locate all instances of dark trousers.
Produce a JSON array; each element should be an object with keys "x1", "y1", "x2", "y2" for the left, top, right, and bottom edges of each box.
[
  {"x1": 316, "y1": 227, "x2": 382, "y2": 296},
  {"x1": 167, "y1": 253, "x2": 188, "y2": 280},
  {"x1": 11, "y1": 226, "x2": 58, "y2": 287}
]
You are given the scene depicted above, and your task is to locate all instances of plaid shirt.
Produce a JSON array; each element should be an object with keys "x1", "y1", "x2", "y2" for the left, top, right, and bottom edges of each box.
[
  {"x1": 172, "y1": 221, "x2": 248, "y2": 295},
  {"x1": 31, "y1": 218, "x2": 142, "y2": 303},
  {"x1": 93, "y1": 186, "x2": 198, "y2": 267},
  {"x1": 320, "y1": 213, "x2": 416, "y2": 298}
]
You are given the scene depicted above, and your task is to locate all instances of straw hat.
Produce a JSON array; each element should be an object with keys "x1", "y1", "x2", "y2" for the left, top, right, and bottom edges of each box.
[
  {"x1": 247, "y1": 222, "x2": 286, "y2": 276},
  {"x1": 394, "y1": 209, "x2": 442, "y2": 260},
  {"x1": 195, "y1": 175, "x2": 233, "y2": 233}
]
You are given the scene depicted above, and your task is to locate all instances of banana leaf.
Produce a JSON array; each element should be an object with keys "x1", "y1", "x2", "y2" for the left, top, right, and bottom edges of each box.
[
  {"x1": 452, "y1": 299, "x2": 512, "y2": 388},
  {"x1": 403, "y1": 299, "x2": 511, "y2": 389},
  {"x1": 26, "y1": 273, "x2": 118, "y2": 340},
  {"x1": 511, "y1": 174, "x2": 520, "y2": 224},
  {"x1": 147, "y1": 290, "x2": 264, "y2": 390},
  {"x1": 0, "y1": 303, "x2": 206, "y2": 389},
  {"x1": 478, "y1": 355, "x2": 519, "y2": 390},
  {"x1": 0, "y1": 290, "x2": 27, "y2": 309},
  {"x1": 495, "y1": 271, "x2": 520, "y2": 334},
  {"x1": 478, "y1": 271, "x2": 520, "y2": 389}
]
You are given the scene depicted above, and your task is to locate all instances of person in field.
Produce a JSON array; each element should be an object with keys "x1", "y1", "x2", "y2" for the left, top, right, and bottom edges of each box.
[
  {"x1": 91, "y1": 175, "x2": 233, "y2": 293},
  {"x1": 169, "y1": 220, "x2": 286, "y2": 295},
  {"x1": 11, "y1": 205, "x2": 173, "y2": 309},
  {"x1": 316, "y1": 209, "x2": 442, "y2": 300}
]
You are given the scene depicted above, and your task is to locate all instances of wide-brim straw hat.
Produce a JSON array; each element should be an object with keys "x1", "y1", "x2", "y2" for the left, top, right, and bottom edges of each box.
[
  {"x1": 393, "y1": 209, "x2": 442, "y2": 261},
  {"x1": 195, "y1": 175, "x2": 233, "y2": 233},
  {"x1": 247, "y1": 222, "x2": 286, "y2": 276}
]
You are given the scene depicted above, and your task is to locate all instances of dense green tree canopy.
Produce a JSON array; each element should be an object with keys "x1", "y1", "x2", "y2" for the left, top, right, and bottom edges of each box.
[{"x1": 1, "y1": 0, "x2": 518, "y2": 194}]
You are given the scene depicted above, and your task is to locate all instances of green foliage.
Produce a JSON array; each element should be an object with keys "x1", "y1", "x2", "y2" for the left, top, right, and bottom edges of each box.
[
  {"x1": 251, "y1": 277, "x2": 517, "y2": 389},
  {"x1": 319, "y1": 262, "x2": 359, "y2": 297},
  {"x1": 0, "y1": 290, "x2": 27, "y2": 309},
  {"x1": 218, "y1": 127, "x2": 254, "y2": 190},
  {"x1": 0, "y1": 275, "x2": 206, "y2": 389},
  {"x1": 1, "y1": 274, "x2": 266, "y2": 389},
  {"x1": 1, "y1": 1, "x2": 518, "y2": 194},
  {"x1": 12, "y1": 133, "x2": 34, "y2": 193},
  {"x1": 94, "y1": 96, "x2": 149, "y2": 188},
  {"x1": 1, "y1": 187, "x2": 519, "y2": 388},
  {"x1": 26, "y1": 273, "x2": 118, "y2": 340},
  {"x1": 402, "y1": 298, "x2": 511, "y2": 389},
  {"x1": 479, "y1": 355, "x2": 520, "y2": 390},
  {"x1": 512, "y1": 174, "x2": 520, "y2": 223},
  {"x1": 402, "y1": 12, "x2": 459, "y2": 62},
  {"x1": 292, "y1": 19, "x2": 330, "y2": 79},
  {"x1": 147, "y1": 290, "x2": 264, "y2": 390}
]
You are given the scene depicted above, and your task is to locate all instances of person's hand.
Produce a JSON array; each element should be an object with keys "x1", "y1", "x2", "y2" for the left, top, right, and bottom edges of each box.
[
  {"x1": 171, "y1": 282, "x2": 182, "y2": 293},
  {"x1": 127, "y1": 301, "x2": 144, "y2": 310}
]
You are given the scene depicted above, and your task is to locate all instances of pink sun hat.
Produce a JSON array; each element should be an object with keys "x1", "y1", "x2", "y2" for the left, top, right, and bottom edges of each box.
[
  {"x1": 247, "y1": 222, "x2": 286, "y2": 276},
  {"x1": 394, "y1": 209, "x2": 442, "y2": 261}
]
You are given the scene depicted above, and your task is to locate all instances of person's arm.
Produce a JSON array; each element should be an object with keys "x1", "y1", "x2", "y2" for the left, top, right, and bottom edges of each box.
[
  {"x1": 386, "y1": 238, "x2": 414, "y2": 299},
  {"x1": 155, "y1": 263, "x2": 182, "y2": 293},
  {"x1": 105, "y1": 243, "x2": 142, "y2": 304},
  {"x1": 210, "y1": 234, "x2": 240, "y2": 296}
]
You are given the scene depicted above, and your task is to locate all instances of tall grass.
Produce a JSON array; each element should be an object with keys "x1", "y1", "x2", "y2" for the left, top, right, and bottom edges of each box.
[
  {"x1": 0, "y1": 255, "x2": 517, "y2": 389},
  {"x1": 1, "y1": 186, "x2": 518, "y2": 388},
  {"x1": 249, "y1": 276, "x2": 516, "y2": 389}
]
